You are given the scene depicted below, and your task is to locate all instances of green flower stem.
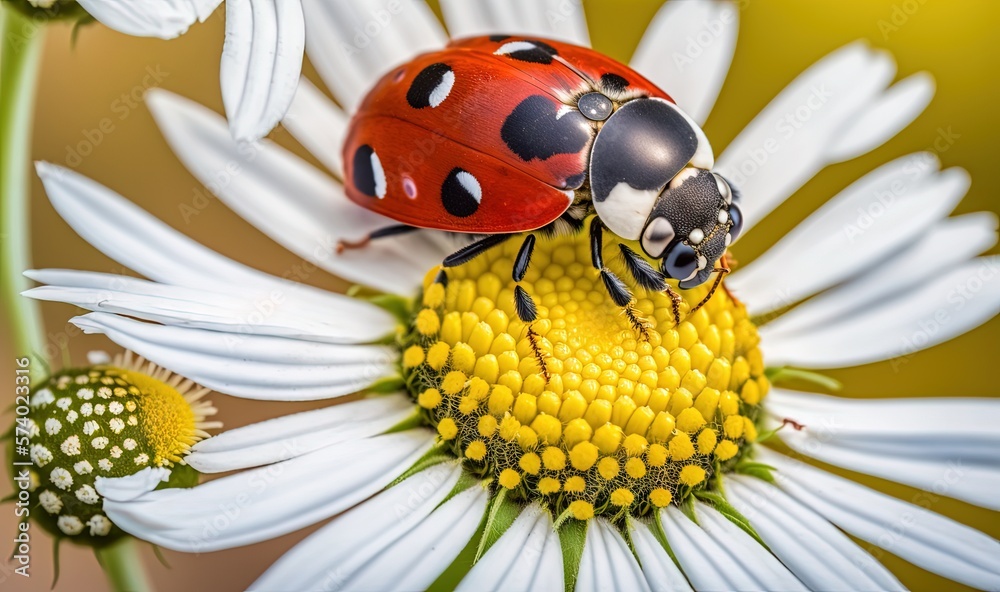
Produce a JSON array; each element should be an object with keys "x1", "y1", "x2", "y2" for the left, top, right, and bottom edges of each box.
[
  {"x1": 1, "y1": 3, "x2": 46, "y2": 381},
  {"x1": 95, "y1": 537, "x2": 154, "y2": 592}
]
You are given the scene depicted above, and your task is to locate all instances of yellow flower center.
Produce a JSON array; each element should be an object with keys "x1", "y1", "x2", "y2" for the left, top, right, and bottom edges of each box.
[
  {"x1": 402, "y1": 219, "x2": 768, "y2": 519},
  {"x1": 24, "y1": 352, "x2": 217, "y2": 541}
]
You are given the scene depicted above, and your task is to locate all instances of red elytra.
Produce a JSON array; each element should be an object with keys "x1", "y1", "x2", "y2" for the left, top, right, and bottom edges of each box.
[{"x1": 342, "y1": 35, "x2": 675, "y2": 234}]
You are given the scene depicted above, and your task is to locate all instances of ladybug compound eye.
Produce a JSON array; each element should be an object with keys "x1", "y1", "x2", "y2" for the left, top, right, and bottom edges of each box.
[
  {"x1": 640, "y1": 216, "x2": 675, "y2": 259},
  {"x1": 578, "y1": 92, "x2": 613, "y2": 121},
  {"x1": 728, "y1": 201, "x2": 744, "y2": 244},
  {"x1": 662, "y1": 242, "x2": 699, "y2": 282}
]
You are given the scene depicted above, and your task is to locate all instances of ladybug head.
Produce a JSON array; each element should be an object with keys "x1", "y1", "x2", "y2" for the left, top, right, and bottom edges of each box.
[
  {"x1": 642, "y1": 170, "x2": 743, "y2": 288},
  {"x1": 588, "y1": 96, "x2": 740, "y2": 287}
]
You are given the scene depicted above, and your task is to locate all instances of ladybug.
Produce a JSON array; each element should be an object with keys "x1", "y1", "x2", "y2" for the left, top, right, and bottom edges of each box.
[{"x1": 341, "y1": 35, "x2": 743, "y2": 331}]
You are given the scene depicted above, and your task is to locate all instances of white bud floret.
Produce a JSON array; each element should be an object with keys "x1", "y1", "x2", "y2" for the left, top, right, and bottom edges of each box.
[
  {"x1": 75, "y1": 484, "x2": 100, "y2": 505},
  {"x1": 73, "y1": 460, "x2": 93, "y2": 475},
  {"x1": 109, "y1": 418, "x2": 125, "y2": 434},
  {"x1": 50, "y1": 467, "x2": 73, "y2": 490},
  {"x1": 91, "y1": 436, "x2": 109, "y2": 450},
  {"x1": 57, "y1": 515, "x2": 84, "y2": 535},
  {"x1": 44, "y1": 418, "x2": 62, "y2": 435},
  {"x1": 87, "y1": 515, "x2": 113, "y2": 537},
  {"x1": 109, "y1": 401, "x2": 124, "y2": 415},
  {"x1": 66, "y1": 410, "x2": 79, "y2": 423},
  {"x1": 30, "y1": 444, "x2": 53, "y2": 467},
  {"x1": 60, "y1": 435, "x2": 81, "y2": 456},
  {"x1": 39, "y1": 490, "x2": 62, "y2": 514},
  {"x1": 98, "y1": 459, "x2": 113, "y2": 471},
  {"x1": 56, "y1": 397, "x2": 72, "y2": 410},
  {"x1": 31, "y1": 388, "x2": 54, "y2": 407},
  {"x1": 83, "y1": 420, "x2": 100, "y2": 436}
]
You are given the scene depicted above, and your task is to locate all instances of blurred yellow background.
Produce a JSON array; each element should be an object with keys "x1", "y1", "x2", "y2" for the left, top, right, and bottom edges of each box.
[{"x1": 2, "y1": 0, "x2": 998, "y2": 590}]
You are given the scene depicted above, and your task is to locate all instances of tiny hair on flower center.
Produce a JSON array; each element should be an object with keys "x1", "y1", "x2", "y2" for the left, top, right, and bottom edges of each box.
[
  {"x1": 22, "y1": 352, "x2": 219, "y2": 543},
  {"x1": 402, "y1": 218, "x2": 767, "y2": 520}
]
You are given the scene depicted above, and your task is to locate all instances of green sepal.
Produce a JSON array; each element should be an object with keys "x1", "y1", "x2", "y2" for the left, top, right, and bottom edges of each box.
[
  {"x1": 387, "y1": 444, "x2": 451, "y2": 488},
  {"x1": 366, "y1": 293, "x2": 413, "y2": 324},
  {"x1": 679, "y1": 494, "x2": 698, "y2": 524},
  {"x1": 765, "y1": 366, "x2": 842, "y2": 392},
  {"x1": 383, "y1": 406, "x2": 424, "y2": 434},
  {"x1": 735, "y1": 460, "x2": 777, "y2": 483},
  {"x1": 694, "y1": 490, "x2": 769, "y2": 550},
  {"x1": 558, "y1": 518, "x2": 587, "y2": 592},
  {"x1": 474, "y1": 488, "x2": 519, "y2": 562},
  {"x1": 52, "y1": 535, "x2": 62, "y2": 589},
  {"x1": 436, "y1": 471, "x2": 482, "y2": 510},
  {"x1": 158, "y1": 463, "x2": 199, "y2": 490},
  {"x1": 649, "y1": 512, "x2": 686, "y2": 577},
  {"x1": 152, "y1": 545, "x2": 171, "y2": 569},
  {"x1": 365, "y1": 376, "x2": 406, "y2": 394}
]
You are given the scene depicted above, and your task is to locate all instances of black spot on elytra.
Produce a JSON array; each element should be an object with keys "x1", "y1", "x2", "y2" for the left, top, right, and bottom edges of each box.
[
  {"x1": 352, "y1": 145, "x2": 378, "y2": 197},
  {"x1": 406, "y1": 63, "x2": 452, "y2": 109},
  {"x1": 441, "y1": 168, "x2": 481, "y2": 218},
  {"x1": 498, "y1": 39, "x2": 559, "y2": 64},
  {"x1": 601, "y1": 73, "x2": 629, "y2": 94},
  {"x1": 501, "y1": 95, "x2": 591, "y2": 162},
  {"x1": 489, "y1": 34, "x2": 511, "y2": 42}
]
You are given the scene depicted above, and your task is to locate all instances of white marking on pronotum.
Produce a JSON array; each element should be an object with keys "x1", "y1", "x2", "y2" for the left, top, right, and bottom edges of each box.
[
  {"x1": 597, "y1": 182, "x2": 660, "y2": 240},
  {"x1": 370, "y1": 151, "x2": 387, "y2": 199},
  {"x1": 495, "y1": 41, "x2": 538, "y2": 56},
  {"x1": 456, "y1": 171, "x2": 483, "y2": 204},
  {"x1": 429, "y1": 70, "x2": 455, "y2": 108}
]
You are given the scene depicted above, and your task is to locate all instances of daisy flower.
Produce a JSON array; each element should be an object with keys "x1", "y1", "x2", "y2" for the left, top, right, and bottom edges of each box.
[
  {"x1": 17, "y1": 349, "x2": 219, "y2": 543},
  {"x1": 24, "y1": 0, "x2": 1000, "y2": 590}
]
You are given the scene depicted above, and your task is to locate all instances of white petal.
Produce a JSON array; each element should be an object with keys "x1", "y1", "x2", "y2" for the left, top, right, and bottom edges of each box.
[
  {"x1": 761, "y1": 255, "x2": 1000, "y2": 369},
  {"x1": 716, "y1": 42, "x2": 932, "y2": 235},
  {"x1": 759, "y1": 449, "x2": 1000, "y2": 590},
  {"x1": 457, "y1": 502, "x2": 563, "y2": 592},
  {"x1": 253, "y1": 463, "x2": 487, "y2": 591},
  {"x1": 728, "y1": 153, "x2": 968, "y2": 314},
  {"x1": 25, "y1": 269, "x2": 393, "y2": 345},
  {"x1": 65, "y1": 312, "x2": 397, "y2": 401},
  {"x1": 827, "y1": 72, "x2": 934, "y2": 162},
  {"x1": 282, "y1": 77, "x2": 349, "y2": 178},
  {"x1": 97, "y1": 467, "x2": 170, "y2": 503},
  {"x1": 187, "y1": 395, "x2": 414, "y2": 472},
  {"x1": 146, "y1": 89, "x2": 450, "y2": 295},
  {"x1": 630, "y1": 0, "x2": 738, "y2": 125},
  {"x1": 33, "y1": 162, "x2": 390, "y2": 313},
  {"x1": 222, "y1": 0, "x2": 305, "y2": 141},
  {"x1": 439, "y1": 0, "x2": 590, "y2": 47},
  {"x1": 727, "y1": 476, "x2": 904, "y2": 591},
  {"x1": 765, "y1": 390, "x2": 1000, "y2": 509},
  {"x1": 97, "y1": 430, "x2": 434, "y2": 552},
  {"x1": 761, "y1": 212, "x2": 998, "y2": 336},
  {"x1": 766, "y1": 388, "x2": 1000, "y2": 437},
  {"x1": 77, "y1": 0, "x2": 221, "y2": 39},
  {"x1": 659, "y1": 504, "x2": 805, "y2": 591},
  {"x1": 628, "y1": 520, "x2": 691, "y2": 592},
  {"x1": 35, "y1": 162, "x2": 275, "y2": 292},
  {"x1": 304, "y1": 0, "x2": 448, "y2": 112},
  {"x1": 577, "y1": 518, "x2": 651, "y2": 592}
]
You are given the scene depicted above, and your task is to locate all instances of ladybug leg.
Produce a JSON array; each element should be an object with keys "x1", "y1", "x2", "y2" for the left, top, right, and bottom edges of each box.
[
  {"x1": 511, "y1": 235, "x2": 550, "y2": 381},
  {"x1": 442, "y1": 234, "x2": 511, "y2": 267},
  {"x1": 688, "y1": 265, "x2": 731, "y2": 315},
  {"x1": 590, "y1": 221, "x2": 650, "y2": 340},
  {"x1": 336, "y1": 224, "x2": 418, "y2": 254},
  {"x1": 618, "y1": 244, "x2": 681, "y2": 325}
]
